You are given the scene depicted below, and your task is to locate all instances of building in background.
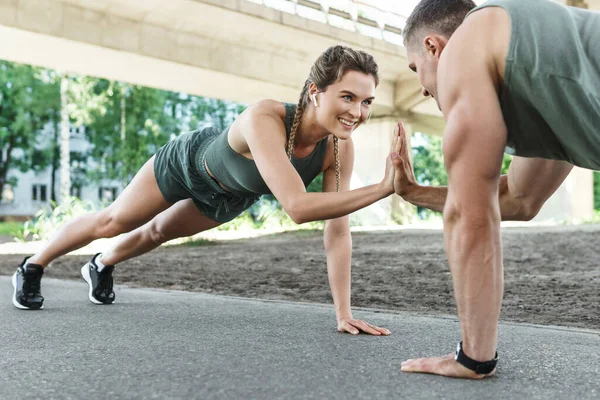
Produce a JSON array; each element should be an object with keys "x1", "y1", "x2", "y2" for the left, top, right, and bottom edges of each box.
[{"x1": 0, "y1": 124, "x2": 123, "y2": 220}]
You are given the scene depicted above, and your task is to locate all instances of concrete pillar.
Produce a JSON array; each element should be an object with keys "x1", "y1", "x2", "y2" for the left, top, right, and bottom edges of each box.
[
  {"x1": 349, "y1": 117, "x2": 415, "y2": 225},
  {"x1": 534, "y1": 167, "x2": 594, "y2": 222}
]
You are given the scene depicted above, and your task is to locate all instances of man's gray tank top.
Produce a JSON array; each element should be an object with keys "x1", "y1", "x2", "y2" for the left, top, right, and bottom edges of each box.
[
  {"x1": 468, "y1": 0, "x2": 600, "y2": 169},
  {"x1": 202, "y1": 103, "x2": 329, "y2": 197}
]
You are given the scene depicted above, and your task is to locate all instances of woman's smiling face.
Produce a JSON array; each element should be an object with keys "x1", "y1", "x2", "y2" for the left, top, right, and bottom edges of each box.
[{"x1": 313, "y1": 70, "x2": 377, "y2": 140}]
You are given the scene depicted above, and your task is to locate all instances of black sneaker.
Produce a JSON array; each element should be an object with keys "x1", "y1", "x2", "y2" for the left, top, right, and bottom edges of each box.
[
  {"x1": 12, "y1": 258, "x2": 45, "y2": 310},
  {"x1": 81, "y1": 253, "x2": 115, "y2": 305}
]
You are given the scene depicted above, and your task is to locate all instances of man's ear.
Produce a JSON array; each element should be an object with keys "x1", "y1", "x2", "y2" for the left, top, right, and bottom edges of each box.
[{"x1": 424, "y1": 35, "x2": 443, "y2": 58}]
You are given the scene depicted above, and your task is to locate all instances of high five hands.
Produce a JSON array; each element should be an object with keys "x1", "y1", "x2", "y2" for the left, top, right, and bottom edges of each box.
[
  {"x1": 382, "y1": 122, "x2": 418, "y2": 196},
  {"x1": 390, "y1": 122, "x2": 418, "y2": 197}
]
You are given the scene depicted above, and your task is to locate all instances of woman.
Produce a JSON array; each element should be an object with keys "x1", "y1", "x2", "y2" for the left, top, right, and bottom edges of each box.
[{"x1": 13, "y1": 45, "x2": 397, "y2": 336}]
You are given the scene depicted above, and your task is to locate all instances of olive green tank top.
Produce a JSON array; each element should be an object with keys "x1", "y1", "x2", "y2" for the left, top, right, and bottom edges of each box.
[
  {"x1": 202, "y1": 103, "x2": 329, "y2": 197},
  {"x1": 468, "y1": 0, "x2": 600, "y2": 169}
]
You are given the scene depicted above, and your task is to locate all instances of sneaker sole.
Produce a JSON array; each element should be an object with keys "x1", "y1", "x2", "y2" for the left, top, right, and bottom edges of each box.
[
  {"x1": 11, "y1": 272, "x2": 43, "y2": 310},
  {"x1": 80, "y1": 263, "x2": 113, "y2": 305}
]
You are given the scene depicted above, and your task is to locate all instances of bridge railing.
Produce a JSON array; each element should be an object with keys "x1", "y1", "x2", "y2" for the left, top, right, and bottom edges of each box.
[{"x1": 244, "y1": 0, "x2": 407, "y2": 44}]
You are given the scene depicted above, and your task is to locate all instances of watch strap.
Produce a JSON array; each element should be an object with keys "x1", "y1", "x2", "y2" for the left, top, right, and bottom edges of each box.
[{"x1": 454, "y1": 341, "x2": 498, "y2": 375}]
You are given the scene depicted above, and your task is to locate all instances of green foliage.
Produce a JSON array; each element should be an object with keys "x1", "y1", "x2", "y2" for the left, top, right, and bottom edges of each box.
[
  {"x1": 13, "y1": 197, "x2": 95, "y2": 242},
  {"x1": 83, "y1": 82, "x2": 174, "y2": 184},
  {"x1": 594, "y1": 172, "x2": 600, "y2": 210},
  {"x1": 580, "y1": 208, "x2": 600, "y2": 224},
  {"x1": 186, "y1": 97, "x2": 247, "y2": 132},
  {"x1": 307, "y1": 172, "x2": 323, "y2": 193},
  {"x1": 254, "y1": 172, "x2": 323, "y2": 220},
  {"x1": 82, "y1": 85, "x2": 248, "y2": 187},
  {"x1": 0, "y1": 62, "x2": 60, "y2": 200},
  {"x1": 0, "y1": 221, "x2": 23, "y2": 235},
  {"x1": 501, "y1": 154, "x2": 513, "y2": 175},
  {"x1": 411, "y1": 132, "x2": 513, "y2": 219},
  {"x1": 217, "y1": 197, "x2": 324, "y2": 231},
  {"x1": 64, "y1": 74, "x2": 109, "y2": 127},
  {"x1": 412, "y1": 133, "x2": 447, "y2": 186},
  {"x1": 179, "y1": 238, "x2": 215, "y2": 247},
  {"x1": 412, "y1": 133, "x2": 513, "y2": 186}
]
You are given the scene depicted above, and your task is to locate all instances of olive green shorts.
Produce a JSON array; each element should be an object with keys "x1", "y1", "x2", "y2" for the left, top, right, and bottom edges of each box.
[{"x1": 153, "y1": 128, "x2": 259, "y2": 223}]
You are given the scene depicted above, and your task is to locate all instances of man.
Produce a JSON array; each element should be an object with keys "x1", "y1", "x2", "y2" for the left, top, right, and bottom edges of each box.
[{"x1": 391, "y1": 0, "x2": 600, "y2": 379}]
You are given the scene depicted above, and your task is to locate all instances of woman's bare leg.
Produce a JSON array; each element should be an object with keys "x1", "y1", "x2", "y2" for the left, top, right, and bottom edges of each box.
[
  {"x1": 28, "y1": 156, "x2": 172, "y2": 267},
  {"x1": 100, "y1": 199, "x2": 221, "y2": 265}
]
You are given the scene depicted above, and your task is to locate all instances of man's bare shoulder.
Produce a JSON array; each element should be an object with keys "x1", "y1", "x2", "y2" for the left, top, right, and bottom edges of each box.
[
  {"x1": 464, "y1": 5, "x2": 510, "y2": 27},
  {"x1": 449, "y1": 7, "x2": 510, "y2": 82},
  {"x1": 455, "y1": 7, "x2": 509, "y2": 47}
]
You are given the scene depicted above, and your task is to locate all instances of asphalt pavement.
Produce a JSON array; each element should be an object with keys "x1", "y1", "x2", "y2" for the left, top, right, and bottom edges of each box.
[{"x1": 1, "y1": 276, "x2": 599, "y2": 399}]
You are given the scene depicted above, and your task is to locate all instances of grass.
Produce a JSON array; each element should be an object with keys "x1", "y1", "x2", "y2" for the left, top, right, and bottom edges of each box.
[
  {"x1": 0, "y1": 221, "x2": 23, "y2": 235},
  {"x1": 178, "y1": 238, "x2": 217, "y2": 247}
]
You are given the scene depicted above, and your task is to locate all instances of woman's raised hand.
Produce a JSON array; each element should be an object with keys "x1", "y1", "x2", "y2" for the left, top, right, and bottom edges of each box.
[
  {"x1": 391, "y1": 122, "x2": 418, "y2": 197},
  {"x1": 381, "y1": 122, "x2": 402, "y2": 195}
]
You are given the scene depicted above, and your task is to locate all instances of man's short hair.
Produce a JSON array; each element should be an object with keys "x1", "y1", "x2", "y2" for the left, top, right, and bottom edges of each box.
[{"x1": 403, "y1": 0, "x2": 477, "y2": 49}]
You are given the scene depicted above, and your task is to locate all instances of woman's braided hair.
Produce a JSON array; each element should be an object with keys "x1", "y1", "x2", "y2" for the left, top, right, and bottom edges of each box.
[{"x1": 286, "y1": 45, "x2": 379, "y2": 192}]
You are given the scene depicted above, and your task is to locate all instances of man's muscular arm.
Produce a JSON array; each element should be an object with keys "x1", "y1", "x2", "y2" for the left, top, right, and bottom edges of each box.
[{"x1": 401, "y1": 6, "x2": 515, "y2": 379}]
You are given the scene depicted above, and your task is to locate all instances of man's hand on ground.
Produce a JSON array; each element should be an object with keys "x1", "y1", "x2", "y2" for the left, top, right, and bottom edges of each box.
[{"x1": 401, "y1": 353, "x2": 496, "y2": 379}]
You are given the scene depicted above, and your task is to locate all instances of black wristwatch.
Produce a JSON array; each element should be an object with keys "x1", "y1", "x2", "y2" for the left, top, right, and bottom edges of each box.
[{"x1": 454, "y1": 341, "x2": 498, "y2": 374}]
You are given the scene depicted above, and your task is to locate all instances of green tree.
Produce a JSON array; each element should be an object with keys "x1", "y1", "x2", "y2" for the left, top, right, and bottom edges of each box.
[
  {"x1": 33, "y1": 70, "x2": 110, "y2": 203},
  {"x1": 0, "y1": 62, "x2": 60, "y2": 201},
  {"x1": 186, "y1": 97, "x2": 246, "y2": 132},
  {"x1": 594, "y1": 172, "x2": 600, "y2": 210},
  {"x1": 412, "y1": 133, "x2": 447, "y2": 186},
  {"x1": 411, "y1": 132, "x2": 513, "y2": 217},
  {"x1": 60, "y1": 74, "x2": 109, "y2": 203},
  {"x1": 83, "y1": 85, "x2": 250, "y2": 189},
  {"x1": 84, "y1": 82, "x2": 175, "y2": 185}
]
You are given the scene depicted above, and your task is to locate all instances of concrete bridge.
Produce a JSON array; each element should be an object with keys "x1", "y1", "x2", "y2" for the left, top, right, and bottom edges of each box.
[{"x1": 0, "y1": 0, "x2": 595, "y2": 223}]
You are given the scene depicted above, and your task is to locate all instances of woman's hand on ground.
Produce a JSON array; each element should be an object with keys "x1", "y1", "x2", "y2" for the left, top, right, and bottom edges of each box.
[{"x1": 337, "y1": 317, "x2": 391, "y2": 336}]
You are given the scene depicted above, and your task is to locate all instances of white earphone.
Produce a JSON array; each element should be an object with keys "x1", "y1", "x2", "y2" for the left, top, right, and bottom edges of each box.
[{"x1": 311, "y1": 93, "x2": 318, "y2": 107}]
